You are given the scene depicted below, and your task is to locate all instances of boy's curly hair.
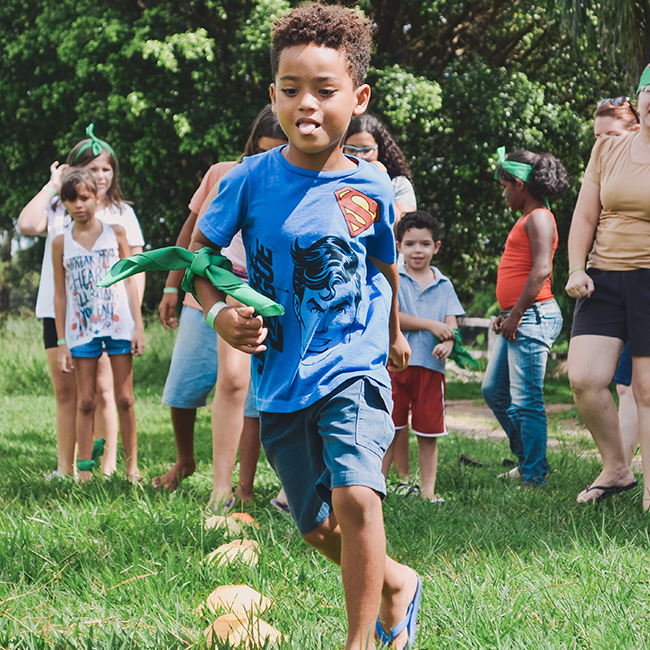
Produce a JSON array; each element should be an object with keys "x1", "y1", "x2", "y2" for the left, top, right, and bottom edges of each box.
[{"x1": 271, "y1": 3, "x2": 373, "y2": 88}]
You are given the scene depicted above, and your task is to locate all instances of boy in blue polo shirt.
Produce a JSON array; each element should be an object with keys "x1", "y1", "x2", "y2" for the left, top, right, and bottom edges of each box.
[
  {"x1": 383, "y1": 211, "x2": 465, "y2": 503},
  {"x1": 188, "y1": 4, "x2": 421, "y2": 649}
]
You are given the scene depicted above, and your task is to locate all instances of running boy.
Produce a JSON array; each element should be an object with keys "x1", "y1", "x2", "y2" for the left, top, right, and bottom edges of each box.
[
  {"x1": 384, "y1": 211, "x2": 465, "y2": 503},
  {"x1": 189, "y1": 4, "x2": 421, "y2": 648}
]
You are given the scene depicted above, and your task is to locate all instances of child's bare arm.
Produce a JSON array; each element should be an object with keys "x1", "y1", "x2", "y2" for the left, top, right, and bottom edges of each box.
[
  {"x1": 17, "y1": 162, "x2": 69, "y2": 236},
  {"x1": 399, "y1": 312, "x2": 455, "y2": 341},
  {"x1": 433, "y1": 315, "x2": 458, "y2": 360},
  {"x1": 52, "y1": 235, "x2": 73, "y2": 373},
  {"x1": 368, "y1": 256, "x2": 410, "y2": 371},
  {"x1": 113, "y1": 226, "x2": 145, "y2": 356},
  {"x1": 159, "y1": 210, "x2": 199, "y2": 329},
  {"x1": 189, "y1": 229, "x2": 267, "y2": 354}
]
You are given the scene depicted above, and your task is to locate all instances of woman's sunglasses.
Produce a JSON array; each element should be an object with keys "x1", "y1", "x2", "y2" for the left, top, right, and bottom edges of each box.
[{"x1": 597, "y1": 96, "x2": 640, "y2": 121}]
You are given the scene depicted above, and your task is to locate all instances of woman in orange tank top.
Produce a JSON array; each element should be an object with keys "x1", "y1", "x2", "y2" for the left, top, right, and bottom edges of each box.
[{"x1": 482, "y1": 148, "x2": 568, "y2": 487}]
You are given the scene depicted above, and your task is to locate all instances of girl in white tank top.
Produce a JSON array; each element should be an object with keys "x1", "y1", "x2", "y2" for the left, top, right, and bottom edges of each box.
[
  {"x1": 52, "y1": 169, "x2": 144, "y2": 482},
  {"x1": 62, "y1": 220, "x2": 135, "y2": 348}
]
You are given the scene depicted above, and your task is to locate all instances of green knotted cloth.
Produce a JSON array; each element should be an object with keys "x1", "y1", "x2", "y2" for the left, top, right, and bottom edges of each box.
[
  {"x1": 434, "y1": 329, "x2": 480, "y2": 370},
  {"x1": 494, "y1": 145, "x2": 550, "y2": 209},
  {"x1": 494, "y1": 145, "x2": 532, "y2": 182},
  {"x1": 637, "y1": 67, "x2": 650, "y2": 94},
  {"x1": 98, "y1": 246, "x2": 284, "y2": 317},
  {"x1": 77, "y1": 438, "x2": 105, "y2": 472}
]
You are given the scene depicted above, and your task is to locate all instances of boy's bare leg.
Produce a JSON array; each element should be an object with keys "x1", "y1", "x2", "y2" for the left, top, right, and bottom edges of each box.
[
  {"x1": 74, "y1": 356, "x2": 100, "y2": 482},
  {"x1": 95, "y1": 352, "x2": 118, "y2": 475},
  {"x1": 417, "y1": 436, "x2": 439, "y2": 500},
  {"x1": 381, "y1": 436, "x2": 397, "y2": 478},
  {"x1": 234, "y1": 416, "x2": 261, "y2": 502},
  {"x1": 391, "y1": 427, "x2": 411, "y2": 479},
  {"x1": 46, "y1": 348, "x2": 77, "y2": 475},
  {"x1": 303, "y1": 485, "x2": 419, "y2": 650},
  {"x1": 109, "y1": 354, "x2": 138, "y2": 479},
  {"x1": 151, "y1": 407, "x2": 197, "y2": 489},
  {"x1": 208, "y1": 338, "x2": 249, "y2": 510}
]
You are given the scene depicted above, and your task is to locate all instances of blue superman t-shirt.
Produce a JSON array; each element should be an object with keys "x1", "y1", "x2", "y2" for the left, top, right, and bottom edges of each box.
[{"x1": 198, "y1": 147, "x2": 397, "y2": 413}]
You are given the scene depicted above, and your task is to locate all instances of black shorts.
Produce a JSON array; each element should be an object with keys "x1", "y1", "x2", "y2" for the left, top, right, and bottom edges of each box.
[
  {"x1": 571, "y1": 268, "x2": 650, "y2": 357},
  {"x1": 43, "y1": 317, "x2": 60, "y2": 350}
]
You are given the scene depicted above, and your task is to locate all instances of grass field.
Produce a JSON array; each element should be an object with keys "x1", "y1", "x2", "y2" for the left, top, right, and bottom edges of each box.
[{"x1": 1, "y1": 318, "x2": 649, "y2": 649}]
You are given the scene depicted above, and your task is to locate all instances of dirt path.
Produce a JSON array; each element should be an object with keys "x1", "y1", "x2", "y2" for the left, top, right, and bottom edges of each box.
[
  {"x1": 446, "y1": 399, "x2": 643, "y2": 470},
  {"x1": 445, "y1": 400, "x2": 579, "y2": 446}
]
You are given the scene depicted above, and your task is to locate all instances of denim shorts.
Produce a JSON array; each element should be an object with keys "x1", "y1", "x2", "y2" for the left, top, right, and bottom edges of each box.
[
  {"x1": 70, "y1": 337, "x2": 131, "y2": 358},
  {"x1": 244, "y1": 384, "x2": 259, "y2": 418},
  {"x1": 162, "y1": 305, "x2": 258, "y2": 415},
  {"x1": 259, "y1": 376, "x2": 394, "y2": 535},
  {"x1": 614, "y1": 343, "x2": 632, "y2": 386}
]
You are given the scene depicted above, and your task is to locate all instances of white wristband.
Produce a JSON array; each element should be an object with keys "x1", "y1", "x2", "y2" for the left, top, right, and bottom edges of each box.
[{"x1": 206, "y1": 301, "x2": 228, "y2": 330}]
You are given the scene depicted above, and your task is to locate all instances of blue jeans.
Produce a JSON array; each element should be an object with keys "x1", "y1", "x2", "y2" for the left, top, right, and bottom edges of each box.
[{"x1": 482, "y1": 299, "x2": 562, "y2": 486}]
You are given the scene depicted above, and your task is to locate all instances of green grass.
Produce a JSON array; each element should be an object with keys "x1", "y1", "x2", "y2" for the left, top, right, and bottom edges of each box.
[{"x1": 1, "y1": 319, "x2": 649, "y2": 649}]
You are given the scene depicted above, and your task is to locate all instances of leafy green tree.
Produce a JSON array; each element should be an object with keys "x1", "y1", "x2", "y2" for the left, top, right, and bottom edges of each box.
[
  {"x1": 560, "y1": 0, "x2": 650, "y2": 81},
  {"x1": 0, "y1": 0, "x2": 628, "y2": 320}
]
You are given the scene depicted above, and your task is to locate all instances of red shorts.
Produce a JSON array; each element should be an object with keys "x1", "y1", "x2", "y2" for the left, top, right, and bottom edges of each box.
[{"x1": 390, "y1": 366, "x2": 447, "y2": 437}]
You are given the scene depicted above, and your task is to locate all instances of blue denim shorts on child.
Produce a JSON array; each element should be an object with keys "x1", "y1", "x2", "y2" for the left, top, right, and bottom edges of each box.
[
  {"x1": 259, "y1": 376, "x2": 394, "y2": 535},
  {"x1": 161, "y1": 305, "x2": 259, "y2": 416},
  {"x1": 70, "y1": 336, "x2": 131, "y2": 357},
  {"x1": 162, "y1": 306, "x2": 218, "y2": 409}
]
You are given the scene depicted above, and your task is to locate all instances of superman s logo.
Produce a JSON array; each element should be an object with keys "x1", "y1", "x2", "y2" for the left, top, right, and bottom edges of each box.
[{"x1": 335, "y1": 187, "x2": 380, "y2": 237}]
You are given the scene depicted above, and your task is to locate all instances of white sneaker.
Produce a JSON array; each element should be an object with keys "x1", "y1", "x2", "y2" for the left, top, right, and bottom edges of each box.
[
  {"x1": 498, "y1": 466, "x2": 522, "y2": 479},
  {"x1": 45, "y1": 470, "x2": 66, "y2": 481}
]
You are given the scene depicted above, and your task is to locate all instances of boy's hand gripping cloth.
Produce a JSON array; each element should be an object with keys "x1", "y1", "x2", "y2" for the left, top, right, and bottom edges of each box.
[
  {"x1": 434, "y1": 329, "x2": 480, "y2": 370},
  {"x1": 98, "y1": 246, "x2": 284, "y2": 317}
]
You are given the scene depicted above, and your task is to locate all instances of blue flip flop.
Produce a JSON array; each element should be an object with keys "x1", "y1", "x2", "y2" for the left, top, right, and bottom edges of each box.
[{"x1": 376, "y1": 573, "x2": 422, "y2": 649}]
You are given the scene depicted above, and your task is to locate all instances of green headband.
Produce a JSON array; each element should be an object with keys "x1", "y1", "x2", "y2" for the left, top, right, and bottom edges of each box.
[
  {"x1": 73, "y1": 123, "x2": 115, "y2": 163},
  {"x1": 494, "y1": 146, "x2": 532, "y2": 182},
  {"x1": 637, "y1": 67, "x2": 650, "y2": 94},
  {"x1": 495, "y1": 146, "x2": 550, "y2": 208}
]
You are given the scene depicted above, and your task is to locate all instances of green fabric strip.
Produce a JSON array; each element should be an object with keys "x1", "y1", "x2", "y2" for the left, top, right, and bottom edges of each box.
[
  {"x1": 76, "y1": 438, "x2": 105, "y2": 472},
  {"x1": 98, "y1": 247, "x2": 284, "y2": 317},
  {"x1": 434, "y1": 329, "x2": 480, "y2": 370},
  {"x1": 495, "y1": 146, "x2": 550, "y2": 208},
  {"x1": 73, "y1": 123, "x2": 116, "y2": 162},
  {"x1": 638, "y1": 67, "x2": 650, "y2": 94},
  {"x1": 494, "y1": 146, "x2": 532, "y2": 182}
]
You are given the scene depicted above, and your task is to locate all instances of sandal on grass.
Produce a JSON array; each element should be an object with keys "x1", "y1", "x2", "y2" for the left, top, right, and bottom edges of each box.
[
  {"x1": 270, "y1": 498, "x2": 290, "y2": 515},
  {"x1": 580, "y1": 480, "x2": 638, "y2": 503},
  {"x1": 394, "y1": 482, "x2": 420, "y2": 497},
  {"x1": 376, "y1": 573, "x2": 423, "y2": 650}
]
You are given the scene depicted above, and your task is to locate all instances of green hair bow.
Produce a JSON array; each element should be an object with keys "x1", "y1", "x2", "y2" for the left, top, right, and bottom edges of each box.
[
  {"x1": 494, "y1": 146, "x2": 532, "y2": 182},
  {"x1": 73, "y1": 123, "x2": 116, "y2": 162}
]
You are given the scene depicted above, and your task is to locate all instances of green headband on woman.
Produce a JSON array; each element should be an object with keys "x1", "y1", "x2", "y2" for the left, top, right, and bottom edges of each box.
[
  {"x1": 73, "y1": 123, "x2": 115, "y2": 162},
  {"x1": 637, "y1": 67, "x2": 650, "y2": 94},
  {"x1": 494, "y1": 146, "x2": 532, "y2": 182}
]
